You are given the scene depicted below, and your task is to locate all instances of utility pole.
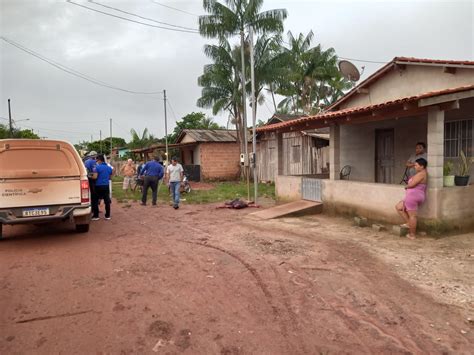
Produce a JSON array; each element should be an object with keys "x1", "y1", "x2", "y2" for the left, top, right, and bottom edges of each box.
[
  {"x1": 163, "y1": 89, "x2": 168, "y2": 165},
  {"x1": 99, "y1": 130, "x2": 102, "y2": 153},
  {"x1": 109, "y1": 118, "x2": 113, "y2": 160},
  {"x1": 249, "y1": 27, "x2": 258, "y2": 204},
  {"x1": 8, "y1": 98, "x2": 13, "y2": 138},
  {"x1": 240, "y1": 30, "x2": 250, "y2": 201}
]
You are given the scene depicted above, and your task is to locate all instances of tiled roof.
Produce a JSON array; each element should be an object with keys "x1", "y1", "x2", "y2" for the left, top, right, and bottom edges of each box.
[
  {"x1": 327, "y1": 56, "x2": 474, "y2": 110},
  {"x1": 394, "y1": 57, "x2": 474, "y2": 66},
  {"x1": 256, "y1": 84, "x2": 474, "y2": 133}
]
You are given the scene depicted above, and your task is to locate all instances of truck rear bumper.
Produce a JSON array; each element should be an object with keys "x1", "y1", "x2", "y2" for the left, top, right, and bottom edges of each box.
[{"x1": 0, "y1": 205, "x2": 91, "y2": 225}]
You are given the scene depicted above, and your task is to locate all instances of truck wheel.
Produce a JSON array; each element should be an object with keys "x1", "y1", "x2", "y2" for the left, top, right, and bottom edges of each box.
[{"x1": 76, "y1": 224, "x2": 90, "y2": 233}]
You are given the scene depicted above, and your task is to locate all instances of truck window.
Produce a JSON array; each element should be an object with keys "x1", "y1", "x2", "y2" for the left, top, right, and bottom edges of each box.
[{"x1": 0, "y1": 149, "x2": 81, "y2": 179}]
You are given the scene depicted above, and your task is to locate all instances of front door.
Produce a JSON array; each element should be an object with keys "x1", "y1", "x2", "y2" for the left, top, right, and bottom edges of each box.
[{"x1": 375, "y1": 129, "x2": 395, "y2": 183}]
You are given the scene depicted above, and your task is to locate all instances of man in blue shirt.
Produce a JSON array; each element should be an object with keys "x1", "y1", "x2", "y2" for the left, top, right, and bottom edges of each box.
[
  {"x1": 140, "y1": 155, "x2": 164, "y2": 206},
  {"x1": 84, "y1": 151, "x2": 97, "y2": 197},
  {"x1": 91, "y1": 154, "x2": 113, "y2": 220}
]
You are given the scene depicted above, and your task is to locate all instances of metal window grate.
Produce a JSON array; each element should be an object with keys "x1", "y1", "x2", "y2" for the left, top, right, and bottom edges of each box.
[{"x1": 444, "y1": 119, "x2": 473, "y2": 157}]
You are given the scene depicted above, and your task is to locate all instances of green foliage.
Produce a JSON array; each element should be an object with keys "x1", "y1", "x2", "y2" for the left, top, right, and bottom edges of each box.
[
  {"x1": 457, "y1": 150, "x2": 473, "y2": 176},
  {"x1": 85, "y1": 137, "x2": 126, "y2": 156},
  {"x1": 443, "y1": 161, "x2": 454, "y2": 176},
  {"x1": 274, "y1": 31, "x2": 353, "y2": 114},
  {"x1": 112, "y1": 177, "x2": 275, "y2": 204},
  {"x1": 0, "y1": 124, "x2": 40, "y2": 139},
  {"x1": 128, "y1": 128, "x2": 160, "y2": 149},
  {"x1": 171, "y1": 112, "x2": 221, "y2": 143},
  {"x1": 198, "y1": 0, "x2": 287, "y2": 153}
]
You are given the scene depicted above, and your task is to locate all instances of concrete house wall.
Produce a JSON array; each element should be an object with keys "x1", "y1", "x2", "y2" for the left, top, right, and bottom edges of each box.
[{"x1": 338, "y1": 66, "x2": 474, "y2": 109}]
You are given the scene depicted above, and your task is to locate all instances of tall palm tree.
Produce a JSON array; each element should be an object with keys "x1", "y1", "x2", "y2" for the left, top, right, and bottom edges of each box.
[
  {"x1": 199, "y1": 0, "x2": 287, "y2": 148},
  {"x1": 274, "y1": 31, "x2": 352, "y2": 114},
  {"x1": 197, "y1": 40, "x2": 245, "y2": 146}
]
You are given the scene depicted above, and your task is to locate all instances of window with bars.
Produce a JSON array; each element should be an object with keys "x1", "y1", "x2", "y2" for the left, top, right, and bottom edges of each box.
[{"x1": 444, "y1": 119, "x2": 473, "y2": 158}]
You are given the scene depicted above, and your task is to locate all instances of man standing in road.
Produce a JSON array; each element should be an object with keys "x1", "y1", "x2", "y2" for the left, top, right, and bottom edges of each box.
[
  {"x1": 120, "y1": 158, "x2": 136, "y2": 198},
  {"x1": 91, "y1": 154, "x2": 113, "y2": 221},
  {"x1": 140, "y1": 156, "x2": 164, "y2": 206},
  {"x1": 84, "y1": 151, "x2": 97, "y2": 198},
  {"x1": 166, "y1": 157, "x2": 184, "y2": 210}
]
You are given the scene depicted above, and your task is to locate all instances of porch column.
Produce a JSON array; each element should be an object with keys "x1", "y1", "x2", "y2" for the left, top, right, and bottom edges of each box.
[
  {"x1": 329, "y1": 125, "x2": 340, "y2": 180},
  {"x1": 276, "y1": 132, "x2": 284, "y2": 176},
  {"x1": 427, "y1": 107, "x2": 444, "y2": 189}
]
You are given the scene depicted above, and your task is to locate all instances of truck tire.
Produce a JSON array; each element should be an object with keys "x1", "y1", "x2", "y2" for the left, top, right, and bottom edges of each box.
[
  {"x1": 76, "y1": 224, "x2": 90, "y2": 233},
  {"x1": 0, "y1": 224, "x2": 3, "y2": 239}
]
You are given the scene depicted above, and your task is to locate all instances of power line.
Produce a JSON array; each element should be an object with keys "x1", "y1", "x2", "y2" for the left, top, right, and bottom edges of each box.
[
  {"x1": 67, "y1": 0, "x2": 199, "y2": 34},
  {"x1": 1, "y1": 36, "x2": 164, "y2": 95},
  {"x1": 149, "y1": 0, "x2": 200, "y2": 17},
  {"x1": 166, "y1": 99, "x2": 178, "y2": 123},
  {"x1": 338, "y1": 56, "x2": 386, "y2": 64},
  {"x1": 90, "y1": 0, "x2": 199, "y2": 32}
]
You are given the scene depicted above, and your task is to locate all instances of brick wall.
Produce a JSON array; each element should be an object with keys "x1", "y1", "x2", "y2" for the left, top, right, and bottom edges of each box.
[{"x1": 199, "y1": 142, "x2": 241, "y2": 180}]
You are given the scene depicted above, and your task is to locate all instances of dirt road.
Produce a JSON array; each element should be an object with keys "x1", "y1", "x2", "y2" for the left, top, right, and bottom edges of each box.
[{"x1": 1, "y1": 201, "x2": 472, "y2": 354}]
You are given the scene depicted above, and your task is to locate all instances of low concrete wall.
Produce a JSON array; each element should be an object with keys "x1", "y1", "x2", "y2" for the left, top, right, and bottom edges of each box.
[
  {"x1": 438, "y1": 185, "x2": 474, "y2": 229},
  {"x1": 275, "y1": 175, "x2": 302, "y2": 202},
  {"x1": 321, "y1": 180, "x2": 405, "y2": 224},
  {"x1": 321, "y1": 180, "x2": 474, "y2": 231}
]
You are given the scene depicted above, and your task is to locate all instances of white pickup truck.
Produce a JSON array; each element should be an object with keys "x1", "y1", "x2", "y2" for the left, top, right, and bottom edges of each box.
[{"x1": 0, "y1": 139, "x2": 91, "y2": 238}]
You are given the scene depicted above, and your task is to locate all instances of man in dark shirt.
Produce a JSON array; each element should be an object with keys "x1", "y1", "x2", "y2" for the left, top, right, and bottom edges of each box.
[
  {"x1": 140, "y1": 156, "x2": 164, "y2": 206},
  {"x1": 91, "y1": 154, "x2": 113, "y2": 220}
]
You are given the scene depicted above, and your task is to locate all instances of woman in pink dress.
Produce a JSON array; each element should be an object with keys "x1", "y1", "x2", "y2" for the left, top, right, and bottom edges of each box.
[{"x1": 395, "y1": 158, "x2": 428, "y2": 239}]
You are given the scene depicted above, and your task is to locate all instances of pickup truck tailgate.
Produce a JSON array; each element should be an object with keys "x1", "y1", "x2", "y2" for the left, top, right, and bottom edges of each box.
[{"x1": 0, "y1": 177, "x2": 82, "y2": 209}]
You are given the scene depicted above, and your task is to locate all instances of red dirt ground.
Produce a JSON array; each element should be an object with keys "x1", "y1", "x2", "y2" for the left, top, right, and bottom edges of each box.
[{"x1": 0, "y1": 201, "x2": 472, "y2": 354}]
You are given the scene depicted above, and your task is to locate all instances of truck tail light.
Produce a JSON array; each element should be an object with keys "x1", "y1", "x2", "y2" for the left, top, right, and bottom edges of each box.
[{"x1": 81, "y1": 179, "x2": 90, "y2": 203}]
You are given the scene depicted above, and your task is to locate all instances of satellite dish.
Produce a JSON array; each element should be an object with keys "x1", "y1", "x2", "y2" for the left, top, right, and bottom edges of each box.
[{"x1": 338, "y1": 60, "x2": 360, "y2": 82}]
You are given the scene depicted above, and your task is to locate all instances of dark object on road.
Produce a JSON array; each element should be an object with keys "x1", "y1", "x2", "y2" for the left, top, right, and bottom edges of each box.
[{"x1": 217, "y1": 198, "x2": 259, "y2": 209}]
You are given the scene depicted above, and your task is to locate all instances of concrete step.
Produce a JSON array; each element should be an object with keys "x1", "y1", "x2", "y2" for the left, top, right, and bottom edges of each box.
[{"x1": 248, "y1": 200, "x2": 322, "y2": 220}]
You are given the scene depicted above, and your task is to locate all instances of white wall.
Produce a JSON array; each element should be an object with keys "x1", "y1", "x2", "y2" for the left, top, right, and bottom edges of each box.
[{"x1": 340, "y1": 115, "x2": 427, "y2": 183}]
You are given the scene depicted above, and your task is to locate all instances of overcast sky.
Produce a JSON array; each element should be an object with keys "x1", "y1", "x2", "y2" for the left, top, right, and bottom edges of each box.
[{"x1": 1, "y1": 0, "x2": 473, "y2": 144}]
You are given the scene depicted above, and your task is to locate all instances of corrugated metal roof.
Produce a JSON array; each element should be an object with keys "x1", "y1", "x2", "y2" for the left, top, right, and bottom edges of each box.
[
  {"x1": 176, "y1": 129, "x2": 253, "y2": 143},
  {"x1": 257, "y1": 84, "x2": 474, "y2": 133}
]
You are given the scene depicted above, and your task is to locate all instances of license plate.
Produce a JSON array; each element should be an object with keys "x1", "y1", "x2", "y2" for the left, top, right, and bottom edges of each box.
[{"x1": 22, "y1": 208, "x2": 50, "y2": 217}]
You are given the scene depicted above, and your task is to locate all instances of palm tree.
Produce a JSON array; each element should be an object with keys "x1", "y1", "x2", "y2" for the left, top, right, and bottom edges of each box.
[
  {"x1": 128, "y1": 128, "x2": 156, "y2": 149},
  {"x1": 273, "y1": 31, "x2": 352, "y2": 114},
  {"x1": 199, "y1": 0, "x2": 287, "y2": 148},
  {"x1": 197, "y1": 40, "x2": 246, "y2": 148}
]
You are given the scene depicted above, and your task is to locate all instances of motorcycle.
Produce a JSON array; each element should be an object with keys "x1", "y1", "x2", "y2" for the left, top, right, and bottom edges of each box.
[{"x1": 181, "y1": 174, "x2": 192, "y2": 193}]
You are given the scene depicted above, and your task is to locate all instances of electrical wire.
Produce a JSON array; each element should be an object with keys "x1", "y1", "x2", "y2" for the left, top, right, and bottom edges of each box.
[
  {"x1": 149, "y1": 0, "x2": 199, "y2": 17},
  {"x1": 90, "y1": 0, "x2": 199, "y2": 32},
  {"x1": 166, "y1": 99, "x2": 178, "y2": 123},
  {"x1": 1, "y1": 36, "x2": 164, "y2": 95},
  {"x1": 338, "y1": 56, "x2": 386, "y2": 64},
  {"x1": 67, "y1": 0, "x2": 199, "y2": 34}
]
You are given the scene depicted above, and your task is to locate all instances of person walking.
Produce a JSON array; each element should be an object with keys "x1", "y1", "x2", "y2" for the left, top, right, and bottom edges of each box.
[
  {"x1": 91, "y1": 154, "x2": 113, "y2": 221},
  {"x1": 166, "y1": 157, "x2": 184, "y2": 210},
  {"x1": 120, "y1": 158, "x2": 136, "y2": 197},
  {"x1": 140, "y1": 156, "x2": 164, "y2": 206}
]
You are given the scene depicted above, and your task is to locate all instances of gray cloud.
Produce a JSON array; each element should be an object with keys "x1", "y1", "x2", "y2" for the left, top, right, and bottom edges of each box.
[{"x1": 1, "y1": 0, "x2": 472, "y2": 143}]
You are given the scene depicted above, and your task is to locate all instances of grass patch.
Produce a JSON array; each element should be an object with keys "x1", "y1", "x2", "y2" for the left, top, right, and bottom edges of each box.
[{"x1": 112, "y1": 176, "x2": 275, "y2": 204}]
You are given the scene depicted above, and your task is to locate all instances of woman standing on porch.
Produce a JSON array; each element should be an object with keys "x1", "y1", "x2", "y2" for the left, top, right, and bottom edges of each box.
[{"x1": 395, "y1": 158, "x2": 428, "y2": 239}]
